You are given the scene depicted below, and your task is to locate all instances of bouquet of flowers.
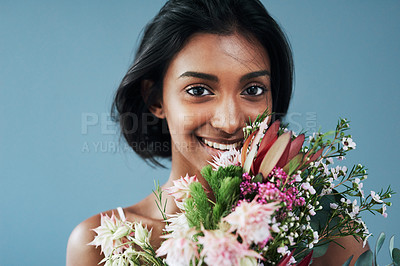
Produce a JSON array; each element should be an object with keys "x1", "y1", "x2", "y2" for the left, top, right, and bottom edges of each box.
[{"x1": 90, "y1": 112, "x2": 395, "y2": 265}]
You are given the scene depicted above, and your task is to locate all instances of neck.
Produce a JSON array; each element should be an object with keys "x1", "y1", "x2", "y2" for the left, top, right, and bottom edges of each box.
[{"x1": 162, "y1": 146, "x2": 214, "y2": 214}]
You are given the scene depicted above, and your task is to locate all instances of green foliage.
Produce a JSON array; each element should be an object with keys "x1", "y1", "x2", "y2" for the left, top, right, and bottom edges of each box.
[
  {"x1": 310, "y1": 194, "x2": 340, "y2": 234},
  {"x1": 182, "y1": 165, "x2": 244, "y2": 230},
  {"x1": 375, "y1": 232, "x2": 386, "y2": 266},
  {"x1": 343, "y1": 233, "x2": 400, "y2": 266},
  {"x1": 243, "y1": 108, "x2": 272, "y2": 138},
  {"x1": 184, "y1": 182, "x2": 213, "y2": 229},
  {"x1": 312, "y1": 241, "x2": 330, "y2": 258},
  {"x1": 393, "y1": 248, "x2": 400, "y2": 265},
  {"x1": 355, "y1": 250, "x2": 373, "y2": 266}
]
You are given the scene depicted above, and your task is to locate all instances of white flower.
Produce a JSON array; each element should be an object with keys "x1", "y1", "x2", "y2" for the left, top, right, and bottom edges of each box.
[
  {"x1": 363, "y1": 233, "x2": 372, "y2": 248},
  {"x1": 330, "y1": 203, "x2": 338, "y2": 209},
  {"x1": 223, "y1": 200, "x2": 279, "y2": 245},
  {"x1": 313, "y1": 231, "x2": 319, "y2": 242},
  {"x1": 371, "y1": 191, "x2": 383, "y2": 203},
  {"x1": 164, "y1": 212, "x2": 189, "y2": 236},
  {"x1": 271, "y1": 223, "x2": 281, "y2": 233},
  {"x1": 289, "y1": 256, "x2": 297, "y2": 264},
  {"x1": 349, "y1": 199, "x2": 360, "y2": 219},
  {"x1": 88, "y1": 213, "x2": 131, "y2": 256},
  {"x1": 277, "y1": 246, "x2": 288, "y2": 255},
  {"x1": 337, "y1": 156, "x2": 345, "y2": 161},
  {"x1": 321, "y1": 162, "x2": 330, "y2": 176},
  {"x1": 342, "y1": 137, "x2": 356, "y2": 150},
  {"x1": 239, "y1": 257, "x2": 259, "y2": 266},
  {"x1": 133, "y1": 222, "x2": 152, "y2": 247},
  {"x1": 326, "y1": 157, "x2": 334, "y2": 165},
  {"x1": 209, "y1": 147, "x2": 241, "y2": 170},
  {"x1": 293, "y1": 174, "x2": 302, "y2": 182},
  {"x1": 381, "y1": 204, "x2": 388, "y2": 218},
  {"x1": 330, "y1": 167, "x2": 340, "y2": 180},
  {"x1": 353, "y1": 178, "x2": 365, "y2": 198},
  {"x1": 287, "y1": 235, "x2": 295, "y2": 246},
  {"x1": 301, "y1": 182, "x2": 316, "y2": 194},
  {"x1": 341, "y1": 198, "x2": 351, "y2": 205}
]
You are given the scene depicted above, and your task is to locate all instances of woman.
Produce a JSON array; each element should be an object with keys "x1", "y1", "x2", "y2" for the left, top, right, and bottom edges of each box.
[{"x1": 67, "y1": 0, "x2": 368, "y2": 264}]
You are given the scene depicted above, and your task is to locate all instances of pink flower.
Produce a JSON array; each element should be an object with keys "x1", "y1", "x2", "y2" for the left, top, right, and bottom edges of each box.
[
  {"x1": 165, "y1": 174, "x2": 199, "y2": 209},
  {"x1": 156, "y1": 229, "x2": 199, "y2": 266},
  {"x1": 198, "y1": 229, "x2": 262, "y2": 266},
  {"x1": 223, "y1": 199, "x2": 280, "y2": 245},
  {"x1": 209, "y1": 147, "x2": 241, "y2": 170}
]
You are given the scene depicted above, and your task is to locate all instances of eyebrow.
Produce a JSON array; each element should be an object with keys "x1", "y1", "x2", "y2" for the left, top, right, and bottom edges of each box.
[
  {"x1": 179, "y1": 71, "x2": 218, "y2": 82},
  {"x1": 240, "y1": 70, "x2": 270, "y2": 82},
  {"x1": 179, "y1": 70, "x2": 270, "y2": 82}
]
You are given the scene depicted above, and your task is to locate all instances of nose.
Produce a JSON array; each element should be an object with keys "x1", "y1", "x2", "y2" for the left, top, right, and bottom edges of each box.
[{"x1": 210, "y1": 97, "x2": 244, "y2": 136}]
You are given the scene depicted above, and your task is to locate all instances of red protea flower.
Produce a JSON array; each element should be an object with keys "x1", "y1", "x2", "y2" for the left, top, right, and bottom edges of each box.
[{"x1": 241, "y1": 117, "x2": 324, "y2": 181}]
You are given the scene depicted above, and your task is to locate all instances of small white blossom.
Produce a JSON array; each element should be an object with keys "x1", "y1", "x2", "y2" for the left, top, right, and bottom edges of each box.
[
  {"x1": 293, "y1": 174, "x2": 302, "y2": 182},
  {"x1": 363, "y1": 233, "x2": 372, "y2": 248},
  {"x1": 313, "y1": 231, "x2": 319, "y2": 244},
  {"x1": 342, "y1": 137, "x2": 356, "y2": 150},
  {"x1": 371, "y1": 191, "x2": 383, "y2": 203},
  {"x1": 301, "y1": 182, "x2": 316, "y2": 195},
  {"x1": 381, "y1": 204, "x2": 388, "y2": 218},
  {"x1": 353, "y1": 178, "x2": 365, "y2": 198},
  {"x1": 330, "y1": 203, "x2": 338, "y2": 209},
  {"x1": 277, "y1": 246, "x2": 288, "y2": 255},
  {"x1": 326, "y1": 157, "x2": 334, "y2": 165}
]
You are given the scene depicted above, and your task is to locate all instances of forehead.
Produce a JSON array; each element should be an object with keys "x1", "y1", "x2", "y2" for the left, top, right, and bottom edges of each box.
[{"x1": 166, "y1": 33, "x2": 270, "y2": 76}]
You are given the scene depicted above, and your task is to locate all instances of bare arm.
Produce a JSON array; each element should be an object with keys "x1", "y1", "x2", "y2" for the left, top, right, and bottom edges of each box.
[
  {"x1": 312, "y1": 236, "x2": 369, "y2": 266},
  {"x1": 66, "y1": 214, "x2": 104, "y2": 266}
]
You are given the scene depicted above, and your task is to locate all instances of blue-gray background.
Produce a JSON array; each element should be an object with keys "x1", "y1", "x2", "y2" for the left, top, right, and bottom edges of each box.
[{"x1": 1, "y1": 1, "x2": 399, "y2": 265}]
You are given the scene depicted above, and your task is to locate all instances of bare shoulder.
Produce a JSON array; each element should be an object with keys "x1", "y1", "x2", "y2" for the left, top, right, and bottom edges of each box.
[
  {"x1": 66, "y1": 200, "x2": 166, "y2": 265},
  {"x1": 66, "y1": 211, "x2": 108, "y2": 266},
  {"x1": 312, "y1": 235, "x2": 369, "y2": 266}
]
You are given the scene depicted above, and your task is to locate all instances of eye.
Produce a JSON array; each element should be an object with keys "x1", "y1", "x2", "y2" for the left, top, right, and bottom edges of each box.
[
  {"x1": 241, "y1": 85, "x2": 266, "y2": 96},
  {"x1": 186, "y1": 86, "x2": 213, "y2": 97}
]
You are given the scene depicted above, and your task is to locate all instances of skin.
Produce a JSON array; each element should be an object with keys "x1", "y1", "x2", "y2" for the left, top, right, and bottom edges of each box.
[{"x1": 66, "y1": 33, "x2": 368, "y2": 265}]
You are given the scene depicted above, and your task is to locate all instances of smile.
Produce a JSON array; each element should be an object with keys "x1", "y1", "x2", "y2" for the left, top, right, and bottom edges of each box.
[{"x1": 199, "y1": 137, "x2": 242, "y2": 151}]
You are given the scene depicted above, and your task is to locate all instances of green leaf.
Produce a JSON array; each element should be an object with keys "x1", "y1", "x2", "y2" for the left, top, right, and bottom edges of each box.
[
  {"x1": 390, "y1": 236, "x2": 395, "y2": 259},
  {"x1": 342, "y1": 255, "x2": 353, "y2": 266},
  {"x1": 253, "y1": 173, "x2": 263, "y2": 183},
  {"x1": 355, "y1": 250, "x2": 373, "y2": 266},
  {"x1": 375, "y1": 232, "x2": 386, "y2": 266},
  {"x1": 393, "y1": 248, "x2": 400, "y2": 265},
  {"x1": 312, "y1": 242, "x2": 330, "y2": 258},
  {"x1": 310, "y1": 194, "x2": 340, "y2": 232}
]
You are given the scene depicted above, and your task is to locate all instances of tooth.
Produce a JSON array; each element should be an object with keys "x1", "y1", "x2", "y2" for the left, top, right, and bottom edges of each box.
[
  {"x1": 213, "y1": 142, "x2": 219, "y2": 149},
  {"x1": 220, "y1": 144, "x2": 227, "y2": 150}
]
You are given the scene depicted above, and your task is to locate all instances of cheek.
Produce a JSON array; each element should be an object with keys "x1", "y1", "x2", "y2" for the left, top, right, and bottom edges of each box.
[
  {"x1": 243, "y1": 92, "x2": 273, "y2": 122},
  {"x1": 163, "y1": 98, "x2": 210, "y2": 136}
]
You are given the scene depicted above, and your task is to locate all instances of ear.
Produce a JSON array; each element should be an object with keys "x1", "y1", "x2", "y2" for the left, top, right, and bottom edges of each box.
[{"x1": 141, "y1": 80, "x2": 165, "y2": 119}]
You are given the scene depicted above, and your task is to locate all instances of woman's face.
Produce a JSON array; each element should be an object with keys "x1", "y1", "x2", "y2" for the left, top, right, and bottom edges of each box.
[{"x1": 155, "y1": 33, "x2": 272, "y2": 174}]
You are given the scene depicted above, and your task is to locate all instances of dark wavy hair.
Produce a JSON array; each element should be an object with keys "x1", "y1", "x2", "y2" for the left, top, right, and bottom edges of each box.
[{"x1": 111, "y1": 0, "x2": 294, "y2": 167}]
